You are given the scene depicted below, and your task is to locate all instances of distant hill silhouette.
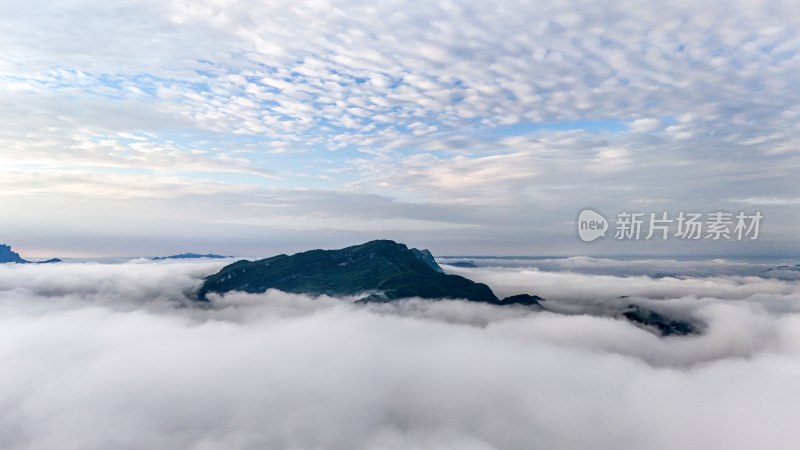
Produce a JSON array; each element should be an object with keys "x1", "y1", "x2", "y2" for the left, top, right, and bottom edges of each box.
[
  {"x1": 0, "y1": 244, "x2": 28, "y2": 263},
  {"x1": 445, "y1": 260, "x2": 478, "y2": 268},
  {"x1": 36, "y1": 258, "x2": 62, "y2": 264},
  {"x1": 153, "y1": 253, "x2": 227, "y2": 260}
]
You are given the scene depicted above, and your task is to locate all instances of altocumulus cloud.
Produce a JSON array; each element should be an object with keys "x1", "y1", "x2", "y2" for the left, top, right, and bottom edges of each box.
[
  {"x1": 1, "y1": 261, "x2": 800, "y2": 449},
  {"x1": 2, "y1": 0, "x2": 800, "y2": 257}
]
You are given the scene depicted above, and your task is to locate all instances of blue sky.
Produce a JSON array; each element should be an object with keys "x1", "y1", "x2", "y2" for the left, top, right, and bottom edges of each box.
[{"x1": 1, "y1": 0, "x2": 799, "y2": 257}]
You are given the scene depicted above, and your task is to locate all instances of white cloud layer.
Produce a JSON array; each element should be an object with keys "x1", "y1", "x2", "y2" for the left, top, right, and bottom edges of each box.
[{"x1": 2, "y1": 260, "x2": 800, "y2": 449}]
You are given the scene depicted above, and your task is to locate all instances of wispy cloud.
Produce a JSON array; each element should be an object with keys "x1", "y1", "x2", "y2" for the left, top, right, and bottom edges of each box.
[{"x1": 731, "y1": 197, "x2": 800, "y2": 206}]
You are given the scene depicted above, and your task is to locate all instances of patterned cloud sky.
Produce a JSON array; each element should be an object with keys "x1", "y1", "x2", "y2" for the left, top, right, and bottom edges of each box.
[{"x1": 1, "y1": 0, "x2": 798, "y2": 257}]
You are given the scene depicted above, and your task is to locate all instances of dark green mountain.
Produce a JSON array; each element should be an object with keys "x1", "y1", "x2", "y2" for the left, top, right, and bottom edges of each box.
[
  {"x1": 622, "y1": 304, "x2": 696, "y2": 336},
  {"x1": 500, "y1": 294, "x2": 544, "y2": 306},
  {"x1": 198, "y1": 240, "x2": 500, "y2": 303}
]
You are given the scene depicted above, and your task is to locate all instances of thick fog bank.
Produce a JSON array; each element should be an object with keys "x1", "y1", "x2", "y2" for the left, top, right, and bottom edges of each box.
[{"x1": 1, "y1": 261, "x2": 799, "y2": 449}]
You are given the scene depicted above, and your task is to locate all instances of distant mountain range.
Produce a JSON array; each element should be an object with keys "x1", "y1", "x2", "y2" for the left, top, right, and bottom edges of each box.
[
  {"x1": 0, "y1": 244, "x2": 61, "y2": 264},
  {"x1": 763, "y1": 264, "x2": 800, "y2": 273},
  {"x1": 36, "y1": 258, "x2": 63, "y2": 264},
  {"x1": 444, "y1": 260, "x2": 479, "y2": 268},
  {"x1": 0, "y1": 244, "x2": 27, "y2": 263},
  {"x1": 153, "y1": 253, "x2": 228, "y2": 260},
  {"x1": 2, "y1": 239, "x2": 700, "y2": 336}
]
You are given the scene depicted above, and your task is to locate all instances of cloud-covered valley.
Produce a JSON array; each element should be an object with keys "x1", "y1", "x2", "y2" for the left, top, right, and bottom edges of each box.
[{"x1": 2, "y1": 260, "x2": 800, "y2": 449}]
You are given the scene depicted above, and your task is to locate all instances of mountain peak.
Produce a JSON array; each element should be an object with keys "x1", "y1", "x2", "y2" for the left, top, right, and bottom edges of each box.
[
  {"x1": 0, "y1": 244, "x2": 28, "y2": 264},
  {"x1": 198, "y1": 240, "x2": 497, "y2": 303}
]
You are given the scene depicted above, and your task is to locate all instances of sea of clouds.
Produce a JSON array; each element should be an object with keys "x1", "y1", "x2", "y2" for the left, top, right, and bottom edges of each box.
[{"x1": 1, "y1": 259, "x2": 800, "y2": 449}]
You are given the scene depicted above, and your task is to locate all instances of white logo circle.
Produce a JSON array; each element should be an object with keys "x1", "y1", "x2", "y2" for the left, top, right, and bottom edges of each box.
[{"x1": 577, "y1": 209, "x2": 608, "y2": 242}]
